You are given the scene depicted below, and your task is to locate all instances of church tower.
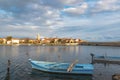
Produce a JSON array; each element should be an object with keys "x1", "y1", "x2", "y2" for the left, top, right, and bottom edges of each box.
[{"x1": 37, "y1": 33, "x2": 40, "y2": 40}]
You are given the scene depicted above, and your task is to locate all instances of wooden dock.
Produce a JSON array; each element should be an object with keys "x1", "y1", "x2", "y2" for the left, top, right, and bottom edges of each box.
[{"x1": 90, "y1": 53, "x2": 120, "y2": 64}]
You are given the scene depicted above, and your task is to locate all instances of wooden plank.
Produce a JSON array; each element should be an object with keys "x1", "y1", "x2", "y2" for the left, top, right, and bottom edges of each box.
[
  {"x1": 93, "y1": 57, "x2": 120, "y2": 64},
  {"x1": 67, "y1": 60, "x2": 78, "y2": 72}
]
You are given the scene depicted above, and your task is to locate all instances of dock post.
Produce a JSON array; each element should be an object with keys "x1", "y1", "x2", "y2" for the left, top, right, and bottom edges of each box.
[
  {"x1": 4, "y1": 59, "x2": 11, "y2": 80},
  {"x1": 7, "y1": 59, "x2": 11, "y2": 73},
  {"x1": 90, "y1": 53, "x2": 94, "y2": 64}
]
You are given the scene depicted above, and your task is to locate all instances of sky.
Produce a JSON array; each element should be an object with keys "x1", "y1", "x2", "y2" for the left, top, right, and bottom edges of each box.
[{"x1": 0, "y1": 0, "x2": 120, "y2": 42}]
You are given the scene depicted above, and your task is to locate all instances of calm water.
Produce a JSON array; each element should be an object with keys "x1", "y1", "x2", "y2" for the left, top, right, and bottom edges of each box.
[{"x1": 0, "y1": 45, "x2": 120, "y2": 80}]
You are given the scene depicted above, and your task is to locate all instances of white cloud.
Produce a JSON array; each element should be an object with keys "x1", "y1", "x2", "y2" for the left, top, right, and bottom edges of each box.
[
  {"x1": 61, "y1": 0, "x2": 83, "y2": 5},
  {"x1": 44, "y1": 9, "x2": 60, "y2": 19},
  {"x1": 40, "y1": 0, "x2": 83, "y2": 9},
  {"x1": 93, "y1": 0, "x2": 120, "y2": 12},
  {"x1": 45, "y1": 20, "x2": 63, "y2": 29},
  {"x1": 63, "y1": 2, "x2": 88, "y2": 16}
]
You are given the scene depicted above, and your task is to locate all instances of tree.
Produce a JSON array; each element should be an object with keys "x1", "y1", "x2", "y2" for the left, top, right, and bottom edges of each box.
[
  {"x1": 6, "y1": 36, "x2": 12, "y2": 41},
  {"x1": 0, "y1": 39, "x2": 3, "y2": 44},
  {"x1": 24, "y1": 38, "x2": 30, "y2": 43}
]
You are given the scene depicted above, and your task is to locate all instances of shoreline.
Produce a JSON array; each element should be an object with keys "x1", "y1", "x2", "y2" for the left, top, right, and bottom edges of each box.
[
  {"x1": 0, "y1": 42, "x2": 120, "y2": 47},
  {"x1": 80, "y1": 42, "x2": 120, "y2": 47}
]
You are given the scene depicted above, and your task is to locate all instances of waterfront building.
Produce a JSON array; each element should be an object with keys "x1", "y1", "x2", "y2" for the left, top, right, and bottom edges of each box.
[
  {"x1": 41, "y1": 38, "x2": 51, "y2": 44},
  {"x1": 69, "y1": 39, "x2": 75, "y2": 43},
  {"x1": 3, "y1": 38, "x2": 7, "y2": 44},
  {"x1": 8, "y1": 38, "x2": 20, "y2": 44},
  {"x1": 0, "y1": 38, "x2": 6, "y2": 44}
]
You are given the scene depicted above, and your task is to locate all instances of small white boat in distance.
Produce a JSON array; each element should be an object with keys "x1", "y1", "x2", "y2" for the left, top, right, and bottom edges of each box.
[{"x1": 29, "y1": 59, "x2": 94, "y2": 75}]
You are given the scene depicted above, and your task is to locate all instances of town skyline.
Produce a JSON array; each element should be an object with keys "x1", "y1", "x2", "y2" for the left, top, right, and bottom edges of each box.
[
  {"x1": 0, "y1": 0, "x2": 120, "y2": 42},
  {"x1": 0, "y1": 34, "x2": 85, "y2": 46}
]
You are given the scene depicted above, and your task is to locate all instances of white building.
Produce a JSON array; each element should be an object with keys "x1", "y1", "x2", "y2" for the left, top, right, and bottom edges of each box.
[
  {"x1": 7, "y1": 38, "x2": 20, "y2": 44},
  {"x1": 2, "y1": 38, "x2": 7, "y2": 44},
  {"x1": 11, "y1": 39, "x2": 20, "y2": 44}
]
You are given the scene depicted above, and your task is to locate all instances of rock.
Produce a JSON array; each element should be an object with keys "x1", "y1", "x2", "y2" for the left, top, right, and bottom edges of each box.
[{"x1": 112, "y1": 74, "x2": 120, "y2": 80}]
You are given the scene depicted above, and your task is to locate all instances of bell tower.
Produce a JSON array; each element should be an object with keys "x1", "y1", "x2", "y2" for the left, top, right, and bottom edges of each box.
[{"x1": 37, "y1": 33, "x2": 40, "y2": 40}]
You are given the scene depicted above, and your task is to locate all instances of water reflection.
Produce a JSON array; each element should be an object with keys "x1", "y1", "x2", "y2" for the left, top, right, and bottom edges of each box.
[
  {"x1": 0, "y1": 45, "x2": 120, "y2": 80},
  {"x1": 31, "y1": 69, "x2": 92, "y2": 80}
]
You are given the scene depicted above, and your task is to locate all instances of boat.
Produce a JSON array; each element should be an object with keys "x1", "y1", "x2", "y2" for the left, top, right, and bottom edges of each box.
[{"x1": 29, "y1": 59, "x2": 94, "y2": 75}]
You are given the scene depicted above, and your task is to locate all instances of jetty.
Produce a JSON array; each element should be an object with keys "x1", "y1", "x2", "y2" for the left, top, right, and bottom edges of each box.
[{"x1": 90, "y1": 53, "x2": 120, "y2": 64}]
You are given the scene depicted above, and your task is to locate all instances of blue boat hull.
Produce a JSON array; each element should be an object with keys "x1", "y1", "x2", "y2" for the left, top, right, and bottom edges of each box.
[
  {"x1": 31, "y1": 69, "x2": 92, "y2": 80},
  {"x1": 29, "y1": 59, "x2": 94, "y2": 75}
]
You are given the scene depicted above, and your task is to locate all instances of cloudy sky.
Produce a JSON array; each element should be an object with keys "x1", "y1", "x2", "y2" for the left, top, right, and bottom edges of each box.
[{"x1": 0, "y1": 0, "x2": 120, "y2": 41}]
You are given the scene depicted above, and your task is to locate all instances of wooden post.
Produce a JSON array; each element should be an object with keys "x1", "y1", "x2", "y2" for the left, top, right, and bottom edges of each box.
[
  {"x1": 7, "y1": 59, "x2": 11, "y2": 73},
  {"x1": 90, "y1": 53, "x2": 94, "y2": 64},
  {"x1": 4, "y1": 60, "x2": 11, "y2": 80}
]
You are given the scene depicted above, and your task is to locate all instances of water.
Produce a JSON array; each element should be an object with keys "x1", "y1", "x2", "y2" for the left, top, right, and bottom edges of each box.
[{"x1": 0, "y1": 45, "x2": 120, "y2": 80}]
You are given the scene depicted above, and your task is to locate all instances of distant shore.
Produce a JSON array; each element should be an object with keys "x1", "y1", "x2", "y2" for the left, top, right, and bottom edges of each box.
[
  {"x1": 0, "y1": 42, "x2": 120, "y2": 47},
  {"x1": 81, "y1": 42, "x2": 120, "y2": 47},
  {"x1": 0, "y1": 43, "x2": 79, "y2": 46}
]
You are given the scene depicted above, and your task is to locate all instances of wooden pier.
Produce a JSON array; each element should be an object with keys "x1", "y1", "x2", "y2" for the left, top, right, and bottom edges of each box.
[{"x1": 90, "y1": 53, "x2": 120, "y2": 64}]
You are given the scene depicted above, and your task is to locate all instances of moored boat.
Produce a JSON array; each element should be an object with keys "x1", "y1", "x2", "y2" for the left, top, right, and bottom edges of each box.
[{"x1": 29, "y1": 59, "x2": 94, "y2": 75}]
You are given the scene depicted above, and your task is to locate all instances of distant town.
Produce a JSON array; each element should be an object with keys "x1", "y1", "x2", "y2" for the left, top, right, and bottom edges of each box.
[
  {"x1": 0, "y1": 34, "x2": 85, "y2": 46},
  {"x1": 0, "y1": 34, "x2": 120, "y2": 46}
]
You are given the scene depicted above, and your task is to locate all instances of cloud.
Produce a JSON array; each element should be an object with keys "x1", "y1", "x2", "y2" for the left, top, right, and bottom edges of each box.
[
  {"x1": 92, "y1": 0, "x2": 120, "y2": 12},
  {"x1": 0, "y1": 0, "x2": 63, "y2": 28},
  {"x1": 48, "y1": 25, "x2": 120, "y2": 42},
  {"x1": 63, "y1": 2, "x2": 88, "y2": 16},
  {"x1": 40, "y1": 0, "x2": 83, "y2": 9},
  {"x1": 61, "y1": 0, "x2": 84, "y2": 6},
  {"x1": 62, "y1": 0, "x2": 120, "y2": 17}
]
